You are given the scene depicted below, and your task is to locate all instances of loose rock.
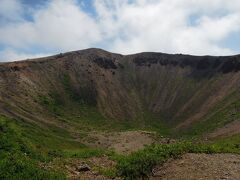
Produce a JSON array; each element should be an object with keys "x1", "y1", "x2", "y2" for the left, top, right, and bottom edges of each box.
[{"x1": 76, "y1": 164, "x2": 91, "y2": 172}]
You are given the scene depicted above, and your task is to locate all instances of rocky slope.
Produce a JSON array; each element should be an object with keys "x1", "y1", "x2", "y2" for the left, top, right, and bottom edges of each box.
[{"x1": 0, "y1": 48, "x2": 239, "y2": 137}]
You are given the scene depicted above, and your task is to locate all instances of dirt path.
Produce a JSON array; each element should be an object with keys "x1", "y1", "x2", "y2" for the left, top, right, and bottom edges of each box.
[{"x1": 151, "y1": 153, "x2": 240, "y2": 180}]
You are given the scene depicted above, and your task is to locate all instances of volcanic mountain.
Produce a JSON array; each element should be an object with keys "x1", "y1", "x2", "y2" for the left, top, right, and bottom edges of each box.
[{"x1": 0, "y1": 48, "x2": 240, "y2": 138}]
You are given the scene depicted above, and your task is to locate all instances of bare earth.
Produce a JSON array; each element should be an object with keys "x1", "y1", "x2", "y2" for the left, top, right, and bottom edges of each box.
[
  {"x1": 151, "y1": 153, "x2": 240, "y2": 180},
  {"x1": 82, "y1": 131, "x2": 164, "y2": 154}
]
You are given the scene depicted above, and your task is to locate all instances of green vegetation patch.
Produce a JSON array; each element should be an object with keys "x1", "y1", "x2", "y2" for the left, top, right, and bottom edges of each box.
[
  {"x1": 38, "y1": 92, "x2": 64, "y2": 115},
  {"x1": 0, "y1": 116, "x2": 65, "y2": 179},
  {"x1": 63, "y1": 148, "x2": 106, "y2": 159},
  {"x1": 92, "y1": 166, "x2": 117, "y2": 179}
]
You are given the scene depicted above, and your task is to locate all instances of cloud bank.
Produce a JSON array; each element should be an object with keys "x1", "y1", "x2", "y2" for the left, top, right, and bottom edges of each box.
[{"x1": 0, "y1": 0, "x2": 240, "y2": 61}]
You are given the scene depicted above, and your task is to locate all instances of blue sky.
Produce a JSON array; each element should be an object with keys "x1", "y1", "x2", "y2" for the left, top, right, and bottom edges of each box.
[{"x1": 0, "y1": 0, "x2": 240, "y2": 61}]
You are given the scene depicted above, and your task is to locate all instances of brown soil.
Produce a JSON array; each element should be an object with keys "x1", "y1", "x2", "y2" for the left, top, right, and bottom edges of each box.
[
  {"x1": 81, "y1": 131, "x2": 174, "y2": 154},
  {"x1": 151, "y1": 153, "x2": 240, "y2": 180}
]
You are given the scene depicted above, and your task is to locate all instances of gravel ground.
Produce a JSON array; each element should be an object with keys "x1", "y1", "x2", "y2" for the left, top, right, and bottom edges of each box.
[{"x1": 151, "y1": 153, "x2": 240, "y2": 180}]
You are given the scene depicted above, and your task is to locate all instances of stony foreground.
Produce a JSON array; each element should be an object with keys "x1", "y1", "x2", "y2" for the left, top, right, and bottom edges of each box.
[{"x1": 151, "y1": 153, "x2": 240, "y2": 180}]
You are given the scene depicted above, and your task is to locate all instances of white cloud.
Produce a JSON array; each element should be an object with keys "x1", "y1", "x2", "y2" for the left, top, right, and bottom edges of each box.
[
  {"x1": 0, "y1": 0, "x2": 23, "y2": 22},
  {"x1": 32, "y1": 0, "x2": 101, "y2": 50},
  {"x1": 95, "y1": 0, "x2": 240, "y2": 55},
  {"x1": 0, "y1": 0, "x2": 240, "y2": 61},
  {"x1": 0, "y1": 0, "x2": 101, "y2": 52}
]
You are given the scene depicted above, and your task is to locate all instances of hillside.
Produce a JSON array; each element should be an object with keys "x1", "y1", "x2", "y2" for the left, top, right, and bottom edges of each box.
[
  {"x1": 0, "y1": 48, "x2": 240, "y2": 179},
  {"x1": 0, "y1": 48, "x2": 239, "y2": 136}
]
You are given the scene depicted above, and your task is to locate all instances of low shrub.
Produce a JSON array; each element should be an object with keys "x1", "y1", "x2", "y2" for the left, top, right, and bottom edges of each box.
[
  {"x1": 0, "y1": 153, "x2": 65, "y2": 180},
  {"x1": 116, "y1": 143, "x2": 188, "y2": 179}
]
